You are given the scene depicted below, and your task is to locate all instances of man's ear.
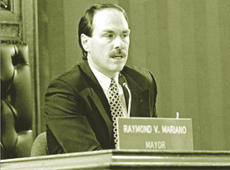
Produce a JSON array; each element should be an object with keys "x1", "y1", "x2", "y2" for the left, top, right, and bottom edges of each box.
[{"x1": 81, "y1": 34, "x2": 90, "y2": 52}]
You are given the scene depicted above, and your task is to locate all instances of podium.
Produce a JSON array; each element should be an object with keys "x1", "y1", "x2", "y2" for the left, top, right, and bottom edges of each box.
[{"x1": 1, "y1": 150, "x2": 230, "y2": 170}]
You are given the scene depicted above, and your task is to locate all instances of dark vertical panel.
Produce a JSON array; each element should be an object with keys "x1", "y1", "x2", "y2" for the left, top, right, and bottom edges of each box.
[
  {"x1": 21, "y1": 0, "x2": 37, "y2": 136},
  {"x1": 206, "y1": 0, "x2": 224, "y2": 150},
  {"x1": 128, "y1": 0, "x2": 147, "y2": 67},
  {"x1": 180, "y1": 0, "x2": 199, "y2": 149},
  {"x1": 193, "y1": 0, "x2": 211, "y2": 150},
  {"x1": 143, "y1": 0, "x2": 159, "y2": 73},
  {"x1": 47, "y1": 0, "x2": 66, "y2": 78},
  {"x1": 155, "y1": 0, "x2": 172, "y2": 117},
  {"x1": 180, "y1": 1, "x2": 198, "y2": 120},
  {"x1": 168, "y1": 0, "x2": 185, "y2": 116},
  {"x1": 37, "y1": 0, "x2": 50, "y2": 133},
  {"x1": 143, "y1": 0, "x2": 162, "y2": 115},
  {"x1": 63, "y1": 0, "x2": 81, "y2": 69},
  {"x1": 219, "y1": 0, "x2": 230, "y2": 150}
]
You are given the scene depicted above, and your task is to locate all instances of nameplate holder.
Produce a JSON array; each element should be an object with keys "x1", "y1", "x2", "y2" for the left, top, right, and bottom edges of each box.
[{"x1": 117, "y1": 117, "x2": 193, "y2": 151}]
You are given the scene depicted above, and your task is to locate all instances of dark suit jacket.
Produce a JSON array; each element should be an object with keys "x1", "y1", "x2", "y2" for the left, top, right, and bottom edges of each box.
[{"x1": 44, "y1": 61, "x2": 157, "y2": 154}]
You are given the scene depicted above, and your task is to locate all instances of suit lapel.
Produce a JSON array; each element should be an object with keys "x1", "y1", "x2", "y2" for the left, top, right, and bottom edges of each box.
[
  {"x1": 89, "y1": 91, "x2": 113, "y2": 139},
  {"x1": 79, "y1": 61, "x2": 113, "y2": 140}
]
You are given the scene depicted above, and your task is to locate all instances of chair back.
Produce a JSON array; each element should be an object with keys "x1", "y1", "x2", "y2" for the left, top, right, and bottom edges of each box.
[
  {"x1": 30, "y1": 132, "x2": 48, "y2": 156},
  {"x1": 1, "y1": 43, "x2": 33, "y2": 159}
]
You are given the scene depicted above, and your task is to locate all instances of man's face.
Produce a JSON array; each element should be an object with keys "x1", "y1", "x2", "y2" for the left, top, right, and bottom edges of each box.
[{"x1": 87, "y1": 8, "x2": 130, "y2": 78}]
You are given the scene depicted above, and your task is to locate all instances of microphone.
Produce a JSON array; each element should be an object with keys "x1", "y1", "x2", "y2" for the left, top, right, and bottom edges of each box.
[{"x1": 119, "y1": 74, "x2": 132, "y2": 117}]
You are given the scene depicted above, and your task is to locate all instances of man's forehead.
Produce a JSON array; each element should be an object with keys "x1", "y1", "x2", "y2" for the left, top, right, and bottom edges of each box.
[
  {"x1": 92, "y1": 8, "x2": 129, "y2": 31},
  {"x1": 93, "y1": 8, "x2": 127, "y2": 24}
]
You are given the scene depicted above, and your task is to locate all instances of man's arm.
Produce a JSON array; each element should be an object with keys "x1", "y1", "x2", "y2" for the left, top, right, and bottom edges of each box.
[{"x1": 44, "y1": 79, "x2": 101, "y2": 154}]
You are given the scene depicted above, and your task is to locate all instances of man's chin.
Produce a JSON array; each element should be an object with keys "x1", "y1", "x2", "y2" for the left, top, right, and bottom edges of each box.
[
  {"x1": 113, "y1": 62, "x2": 126, "y2": 71},
  {"x1": 105, "y1": 65, "x2": 125, "y2": 77}
]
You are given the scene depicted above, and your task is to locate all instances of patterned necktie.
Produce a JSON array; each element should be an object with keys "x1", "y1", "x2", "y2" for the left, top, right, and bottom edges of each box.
[{"x1": 108, "y1": 78, "x2": 123, "y2": 149}]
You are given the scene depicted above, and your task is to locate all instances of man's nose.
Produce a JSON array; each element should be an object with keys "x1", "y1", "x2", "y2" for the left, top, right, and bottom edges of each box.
[{"x1": 114, "y1": 36, "x2": 124, "y2": 49}]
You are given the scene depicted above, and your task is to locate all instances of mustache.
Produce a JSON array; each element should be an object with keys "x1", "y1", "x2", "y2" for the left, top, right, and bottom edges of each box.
[{"x1": 109, "y1": 49, "x2": 127, "y2": 58}]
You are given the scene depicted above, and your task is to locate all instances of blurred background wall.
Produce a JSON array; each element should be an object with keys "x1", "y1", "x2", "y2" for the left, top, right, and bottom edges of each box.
[{"x1": 37, "y1": 0, "x2": 230, "y2": 150}]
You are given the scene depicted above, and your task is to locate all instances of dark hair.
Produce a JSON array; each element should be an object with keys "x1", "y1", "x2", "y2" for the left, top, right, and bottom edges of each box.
[{"x1": 78, "y1": 3, "x2": 129, "y2": 60}]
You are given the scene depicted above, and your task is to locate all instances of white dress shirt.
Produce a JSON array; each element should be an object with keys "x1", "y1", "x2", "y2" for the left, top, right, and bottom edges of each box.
[{"x1": 88, "y1": 62, "x2": 128, "y2": 118}]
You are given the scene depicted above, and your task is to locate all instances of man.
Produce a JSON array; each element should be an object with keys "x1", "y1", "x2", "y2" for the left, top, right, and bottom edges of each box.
[{"x1": 44, "y1": 3, "x2": 157, "y2": 154}]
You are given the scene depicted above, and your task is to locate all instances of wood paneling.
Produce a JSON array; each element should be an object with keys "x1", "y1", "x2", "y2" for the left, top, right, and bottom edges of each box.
[{"x1": 123, "y1": 0, "x2": 230, "y2": 150}]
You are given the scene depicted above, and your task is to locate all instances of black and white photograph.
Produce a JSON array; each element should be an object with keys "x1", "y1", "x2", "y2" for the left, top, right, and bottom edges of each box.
[{"x1": 1, "y1": 0, "x2": 230, "y2": 169}]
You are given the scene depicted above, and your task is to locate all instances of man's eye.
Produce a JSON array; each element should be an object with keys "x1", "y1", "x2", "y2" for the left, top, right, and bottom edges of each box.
[
  {"x1": 106, "y1": 34, "x2": 113, "y2": 38},
  {"x1": 122, "y1": 34, "x2": 129, "y2": 38}
]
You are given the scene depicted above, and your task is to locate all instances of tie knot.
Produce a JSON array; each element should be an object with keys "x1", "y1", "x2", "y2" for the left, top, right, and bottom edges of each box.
[
  {"x1": 109, "y1": 78, "x2": 119, "y2": 97},
  {"x1": 110, "y1": 78, "x2": 116, "y2": 85},
  {"x1": 110, "y1": 78, "x2": 117, "y2": 89}
]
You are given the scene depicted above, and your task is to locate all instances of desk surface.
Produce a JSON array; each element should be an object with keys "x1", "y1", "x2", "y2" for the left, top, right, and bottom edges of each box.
[{"x1": 1, "y1": 150, "x2": 230, "y2": 170}]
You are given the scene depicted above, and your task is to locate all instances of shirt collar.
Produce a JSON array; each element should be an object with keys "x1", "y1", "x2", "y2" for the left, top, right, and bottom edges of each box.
[{"x1": 88, "y1": 61, "x2": 119, "y2": 92}]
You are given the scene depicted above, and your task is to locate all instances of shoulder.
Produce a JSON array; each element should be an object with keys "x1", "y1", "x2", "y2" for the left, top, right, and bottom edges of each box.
[
  {"x1": 122, "y1": 65, "x2": 156, "y2": 85},
  {"x1": 56, "y1": 64, "x2": 81, "y2": 82},
  {"x1": 47, "y1": 62, "x2": 86, "y2": 94}
]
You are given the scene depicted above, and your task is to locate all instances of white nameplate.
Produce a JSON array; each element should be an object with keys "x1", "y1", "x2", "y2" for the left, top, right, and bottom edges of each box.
[{"x1": 117, "y1": 117, "x2": 193, "y2": 150}]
